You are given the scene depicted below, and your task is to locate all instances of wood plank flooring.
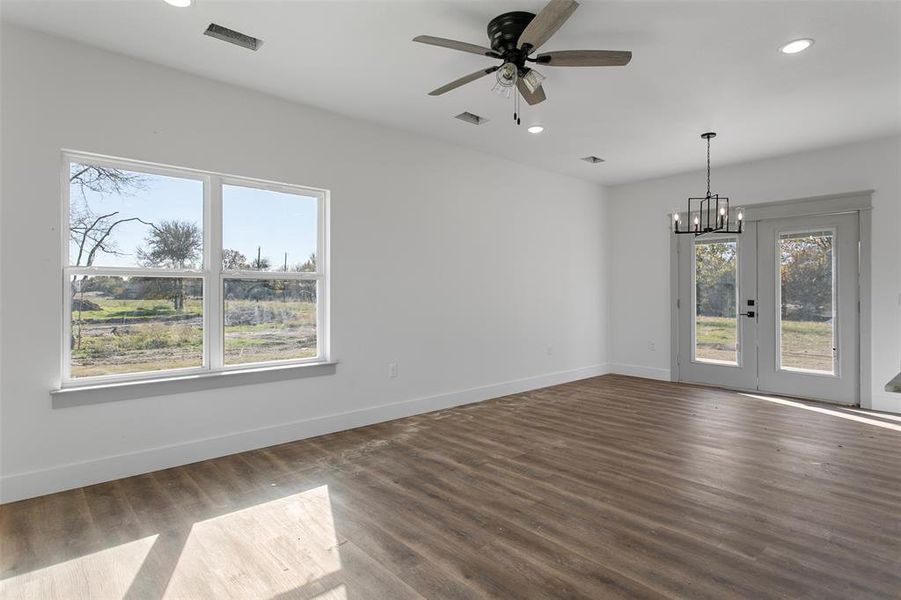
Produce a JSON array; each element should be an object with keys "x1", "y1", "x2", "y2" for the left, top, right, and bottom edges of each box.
[{"x1": 2, "y1": 375, "x2": 900, "y2": 599}]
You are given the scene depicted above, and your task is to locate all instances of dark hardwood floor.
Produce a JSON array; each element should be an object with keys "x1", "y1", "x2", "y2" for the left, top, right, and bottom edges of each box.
[{"x1": 2, "y1": 375, "x2": 900, "y2": 599}]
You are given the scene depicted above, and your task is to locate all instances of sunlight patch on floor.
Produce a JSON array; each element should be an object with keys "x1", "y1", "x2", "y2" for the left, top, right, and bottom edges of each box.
[
  {"x1": 0, "y1": 534, "x2": 159, "y2": 600},
  {"x1": 309, "y1": 583, "x2": 348, "y2": 600},
  {"x1": 163, "y1": 485, "x2": 341, "y2": 598},
  {"x1": 0, "y1": 485, "x2": 343, "y2": 599},
  {"x1": 741, "y1": 393, "x2": 901, "y2": 432},
  {"x1": 838, "y1": 407, "x2": 901, "y2": 423}
]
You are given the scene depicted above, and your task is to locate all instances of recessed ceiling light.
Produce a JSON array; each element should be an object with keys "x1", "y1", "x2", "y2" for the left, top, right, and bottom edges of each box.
[
  {"x1": 163, "y1": 0, "x2": 193, "y2": 7},
  {"x1": 780, "y1": 38, "x2": 814, "y2": 54},
  {"x1": 527, "y1": 126, "x2": 544, "y2": 134}
]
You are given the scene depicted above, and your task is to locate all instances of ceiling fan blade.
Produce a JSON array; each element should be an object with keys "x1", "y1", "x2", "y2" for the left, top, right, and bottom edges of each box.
[
  {"x1": 413, "y1": 35, "x2": 499, "y2": 57},
  {"x1": 536, "y1": 49, "x2": 632, "y2": 67},
  {"x1": 429, "y1": 66, "x2": 500, "y2": 96},
  {"x1": 517, "y1": 0, "x2": 580, "y2": 52},
  {"x1": 516, "y1": 78, "x2": 547, "y2": 105}
]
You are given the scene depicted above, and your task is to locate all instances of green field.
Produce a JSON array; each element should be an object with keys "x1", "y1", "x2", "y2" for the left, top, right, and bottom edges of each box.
[
  {"x1": 696, "y1": 315, "x2": 833, "y2": 371},
  {"x1": 70, "y1": 296, "x2": 316, "y2": 378}
]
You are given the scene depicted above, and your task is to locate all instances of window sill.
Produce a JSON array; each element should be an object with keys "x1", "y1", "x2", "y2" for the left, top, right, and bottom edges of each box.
[{"x1": 51, "y1": 361, "x2": 338, "y2": 409}]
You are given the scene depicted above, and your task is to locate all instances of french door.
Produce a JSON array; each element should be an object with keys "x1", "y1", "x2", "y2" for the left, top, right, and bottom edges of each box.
[{"x1": 677, "y1": 212, "x2": 859, "y2": 405}]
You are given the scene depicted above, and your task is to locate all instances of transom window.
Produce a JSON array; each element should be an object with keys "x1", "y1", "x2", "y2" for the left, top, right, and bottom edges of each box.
[{"x1": 63, "y1": 153, "x2": 329, "y2": 384}]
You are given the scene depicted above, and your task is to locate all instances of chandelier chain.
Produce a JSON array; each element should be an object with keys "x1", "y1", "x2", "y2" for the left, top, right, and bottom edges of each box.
[{"x1": 706, "y1": 135, "x2": 711, "y2": 198}]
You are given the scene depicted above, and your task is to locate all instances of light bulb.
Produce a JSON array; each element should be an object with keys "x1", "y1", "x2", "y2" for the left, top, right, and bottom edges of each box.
[
  {"x1": 693, "y1": 216, "x2": 699, "y2": 225},
  {"x1": 527, "y1": 126, "x2": 544, "y2": 134},
  {"x1": 719, "y1": 207, "x2": 726, "y2": 215},
  {"x1": 497, "y1": 63, "x2": 517, "y2": 86},
  {"x1": 737, "y1": 210, "x2": 744, "y2": 221},
  {"x1": 522, "y1": 69, "x2": 545, "y2": 93},
  {"x1": 673, "y1": 213, "x2": 680, "y2": 222},
  {"x1": 163, "y1": 0, "x2": 193, "y2": 6}
]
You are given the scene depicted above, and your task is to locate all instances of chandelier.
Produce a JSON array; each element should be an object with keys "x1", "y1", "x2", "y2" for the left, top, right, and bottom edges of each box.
[{"x1": 673, "y1": 132, "x2": 743, "y2": 236}]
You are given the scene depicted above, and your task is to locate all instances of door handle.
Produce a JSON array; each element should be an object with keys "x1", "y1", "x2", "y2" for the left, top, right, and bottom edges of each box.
[{"x1": 740, "y1": 311, "x2": 756, "y2": 318}]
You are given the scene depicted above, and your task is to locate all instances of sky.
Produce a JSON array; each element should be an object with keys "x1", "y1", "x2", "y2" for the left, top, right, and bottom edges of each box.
[{"x1": 69, "y1": 165, "x2": 318, "y2": 271}]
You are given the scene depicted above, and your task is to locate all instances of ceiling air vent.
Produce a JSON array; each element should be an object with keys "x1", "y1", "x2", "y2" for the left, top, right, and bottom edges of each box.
[
  {"x1": 204, "y1": 23, "x2": 263, "y2": 51},
  {"x1": 455, "y1": 112, "x2": 489, "y2": 126},
  {"x1": 581, "y1": 156, "x2": 605, "y2": 164}
]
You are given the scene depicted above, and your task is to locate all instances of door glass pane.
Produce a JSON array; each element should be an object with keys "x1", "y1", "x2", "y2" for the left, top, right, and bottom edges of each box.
[
  {"x1": 779, "y1": 231, "x2": 834, "y2": 373},
  {"x1": 70, "y1": 276, "x2": 203, "y2": 378},
  {"x1": 694, "y1": 239, "x2": 738, "y2": 364},
  {"x1": 224, "y1": 279, "x2": 318, "y2": 365}
]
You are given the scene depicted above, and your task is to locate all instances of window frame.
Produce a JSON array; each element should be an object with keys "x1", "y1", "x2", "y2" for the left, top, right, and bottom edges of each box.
[
  {"x1": 61, "y1": 151, "x2": 330, "y2": 387},
  {"x1": 690, "y1": 233, "x2": 742, "y2": 367}
]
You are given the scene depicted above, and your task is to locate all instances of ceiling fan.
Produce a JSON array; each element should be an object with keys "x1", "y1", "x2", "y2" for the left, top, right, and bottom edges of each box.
[{"x1": 413, "y1": 0, "x2": 631, "y2": 116}]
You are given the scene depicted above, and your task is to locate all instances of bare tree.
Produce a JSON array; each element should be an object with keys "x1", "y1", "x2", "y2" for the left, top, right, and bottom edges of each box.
[
  {"x1": 69, "y1": 165, "x2": 148, "y2": 350},
  {"x1": 69, "y1": 165, "x2": 148, "y2": 268}
]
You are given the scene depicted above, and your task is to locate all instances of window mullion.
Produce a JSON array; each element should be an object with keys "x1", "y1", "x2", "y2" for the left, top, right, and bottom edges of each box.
[
  {"x1": 208, "y1": 176, "x2": 224, "y2": 370},
  {"x1": 64, "y1": 266, "x2": 203, "y2": 278},
  {"x1": 222, "y1": 270, "x2": 319, "y2": 281}
]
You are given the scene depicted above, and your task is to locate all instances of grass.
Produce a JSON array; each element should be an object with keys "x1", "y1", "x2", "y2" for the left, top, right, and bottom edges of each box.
[
  {"x1": 695, "y1": 316, "x2": 738, "y2": 363},
  {"x1": 72, "y1": 297, "x2": 203, "y2": 322},
  {"x1": 70, "y1": 296, "x2": 317, "y2": 378},
  {"x1": 696, "y1": 315, "x2": 833, "y2": 371},
  {"x1": 779, "y1": 318, "x2": 834, "y2": 372}
]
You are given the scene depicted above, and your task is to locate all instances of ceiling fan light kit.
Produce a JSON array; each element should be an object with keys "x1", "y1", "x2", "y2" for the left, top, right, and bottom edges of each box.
[
  {"x1": 673, "y1": 132, "x2": 743, "y2": 236},
  {"x1": 521, "y1": 69, "x2": 545, "y2": 93},
  {"x1": 492, "y1": 62, "x2": 518, "y2": 99},
  {"x1": 413, "y1": 0, "x2": 632, "y2": 126}
]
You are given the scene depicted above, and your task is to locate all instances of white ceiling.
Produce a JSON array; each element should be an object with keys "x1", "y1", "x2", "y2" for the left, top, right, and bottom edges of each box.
[{"x1": 3, "y1": 1, "x2": 899, "y2": 185}]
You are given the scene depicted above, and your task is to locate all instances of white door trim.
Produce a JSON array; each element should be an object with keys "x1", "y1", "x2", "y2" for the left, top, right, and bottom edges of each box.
[{"x1": 670, "y1": 190, "x2": 873, "y2": 407}]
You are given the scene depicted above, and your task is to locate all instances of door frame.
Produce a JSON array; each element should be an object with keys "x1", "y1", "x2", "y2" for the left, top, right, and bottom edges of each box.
[{"x1": 669, "y1": 190, "x2": 873, "y2": 408}]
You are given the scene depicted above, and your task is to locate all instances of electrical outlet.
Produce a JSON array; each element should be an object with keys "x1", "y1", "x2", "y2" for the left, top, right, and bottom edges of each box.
[
  {"x1": 648, "y1": 341, "x2": 656, "y2": 352},
  {"x1": 388, "y1": 362, "x2": 398, "y2": 378}
]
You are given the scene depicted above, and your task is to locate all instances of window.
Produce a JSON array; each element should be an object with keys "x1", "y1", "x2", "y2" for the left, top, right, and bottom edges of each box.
[
  {"x1": 64, "y1": 153, "x2": 328, "y2": 384},
  {"x1": 778, "y1": 230, "x2": 835, "y2": 374},
  {"x1": 693, "y1": 237, "x2": 739, "y2": 365}
]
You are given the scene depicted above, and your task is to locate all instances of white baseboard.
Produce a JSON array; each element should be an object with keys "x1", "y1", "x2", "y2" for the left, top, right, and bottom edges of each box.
[
  {"x1": 608, "y1": 363, "x2": 672, "y2": 381},
  {"x1": 871, "y1": 392, "x2": 901, "y2": 414},
  {"x1": 0, "y1": 364, "x2": 610, "y2": 504}
]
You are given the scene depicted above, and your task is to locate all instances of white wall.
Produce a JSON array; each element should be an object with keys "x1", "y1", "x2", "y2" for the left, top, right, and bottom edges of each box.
[
  {"x1": 606, "y1": 135, "x2": 901, "y2": 413},
  {"x1": 4, "y1": 24, "x2": 897, "y2": 505},
  {"x1": 0, "y1": 25, "x2": 610, "y2": 502}
]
